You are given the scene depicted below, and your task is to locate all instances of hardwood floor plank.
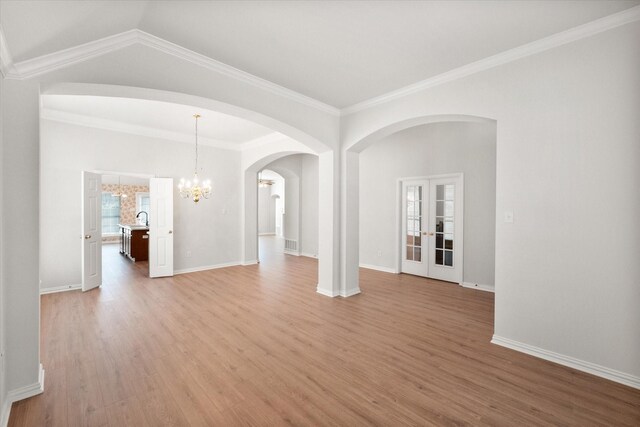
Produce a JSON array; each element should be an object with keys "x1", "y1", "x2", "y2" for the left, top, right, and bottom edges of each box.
[{"x1": 8, "y1": 238, "x2": 640, "y2": 426}]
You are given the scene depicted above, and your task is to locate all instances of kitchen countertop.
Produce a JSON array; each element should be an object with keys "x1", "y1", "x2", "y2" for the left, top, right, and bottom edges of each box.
[{"x1": 118, "y1": 224, "x2": 149, "y2": 230}]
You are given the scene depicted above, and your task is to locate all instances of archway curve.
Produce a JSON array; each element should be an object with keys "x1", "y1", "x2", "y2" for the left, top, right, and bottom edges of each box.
[
  {"x1": 340, "y1": 113, "x2": 498, "y2": 296},
  {"x1": 346, "y1": 114, "x2": 496, "y2": 153},
  {"x1": 243, "y1": 150, "x2": 318, "y2": 265},
  {"x1": 42, "y1": 82, "x2": 332, "y2": 154}
]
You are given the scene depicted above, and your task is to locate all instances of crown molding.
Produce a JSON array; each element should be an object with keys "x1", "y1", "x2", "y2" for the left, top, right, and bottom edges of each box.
[
  {"x1": 341, "y1": 5, "x2": 640, "y2": 115},
  {"x1": 133, "y1": 31, "x2": 340, "y2": 116},
  {"x1": 2, "y1": 28, "x2": 340, "y2": 116},
  {"x1": 41, "y1": 108, "x2": 252, "y2": 151},
  {"x1": 3, "y1": 5, "x2": 639, "y2": 116},
  {"x1": 10, "y1": 29, "x2": 139, "y2": 80},
  {"x1": 0, "y1": 24, "x2": 17, "y2": 78}
]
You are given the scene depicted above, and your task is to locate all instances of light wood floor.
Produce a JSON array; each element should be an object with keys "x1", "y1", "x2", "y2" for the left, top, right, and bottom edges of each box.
[{"x1": 9, "y1": 238, "x2": 640, "y2": 426}]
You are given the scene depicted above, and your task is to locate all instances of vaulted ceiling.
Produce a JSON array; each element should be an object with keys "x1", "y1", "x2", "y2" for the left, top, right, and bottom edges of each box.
[{"x1": 2, "y1": 1, "x2": 638, "y2": 108}]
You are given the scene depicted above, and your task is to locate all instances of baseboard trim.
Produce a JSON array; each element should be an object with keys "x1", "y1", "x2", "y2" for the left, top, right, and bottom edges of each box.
[
  {"x1": 258, "y1": 232, "x2": 276, "y2": 236},
  {"x1": 2, "y1": 364, "x2": 45, "y2": 427},
  {"x1": 283, "y1": 250, "x2": 300, "y2": 256},
  {"x1": 491, "y1": 335, "x2": 640, "y2": 390},
  {"x1": 1, "y1": 398, "x2": 10, "y2": 427},
  {"x1": 359, "y1": 263, "x2": 398, "y2": 274},
  {"x1": 461, "y1": 281, "x2": 495, "y2": 293},
  {"x1": 340, "y1": 287, "x2": 361, "y2": 298},
  {"x1": 299, "y1": 252, "x2": 317, "y2": 259},
  {"x1": 242, "y1": 259, "x2": 258, "y2": 266},
  {"x1": 174, "y1": 262, "x2": 241, "y2": 275},
  {"x1": 40, "y1": 284, "x2": 81, "y2": 295},
  {"x1": 316, "y1": 286, "x2": 339, "y2": 297}
]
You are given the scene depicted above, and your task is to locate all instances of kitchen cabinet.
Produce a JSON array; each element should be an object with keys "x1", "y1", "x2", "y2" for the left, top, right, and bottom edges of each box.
[{"x1": 119, "y1": 224, "x2": 149, "y2": 262}]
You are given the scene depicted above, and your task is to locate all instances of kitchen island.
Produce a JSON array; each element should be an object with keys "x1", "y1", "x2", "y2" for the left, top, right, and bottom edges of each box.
[{"x1": 119, "y1": 224, "x2": 149, "y2": 262}]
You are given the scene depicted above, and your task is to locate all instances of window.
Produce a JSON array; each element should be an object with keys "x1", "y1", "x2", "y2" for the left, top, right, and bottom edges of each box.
[
  {"x1": 102, "y1": 193, "x2": 121, "y2": 234},
  {"x1": 136, "y1": 192, "x2": 150, "y2": 222}
]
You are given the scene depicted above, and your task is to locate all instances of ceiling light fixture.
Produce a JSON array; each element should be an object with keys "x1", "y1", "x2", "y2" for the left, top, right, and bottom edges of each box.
[
  {"x1": 112, "y1": 175, "x2": 128, "y2": 198},
  {"x1": 178, "y1": 114, "x2": 212, "y2": 203},
  {"x1": 258, "y1": 171, "x2": 275, "y2": 188}
]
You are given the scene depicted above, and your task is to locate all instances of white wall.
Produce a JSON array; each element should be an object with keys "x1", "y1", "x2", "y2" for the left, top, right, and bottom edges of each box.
[
  {"x1": 300, "y1": 154, "x2": 319, "y2": 257},
  {"x1": 342, "y1": 22, "x2": 640, "y2": 382},
  {"x1": 40, "y1": 119, "x2": 243, "y2": 290},
  {"x1": 359, "y1": 121, "x2": 496, "y2": 287},
  {"x1": 258, "y1": 187, "x2": 276, "y2": 234}
]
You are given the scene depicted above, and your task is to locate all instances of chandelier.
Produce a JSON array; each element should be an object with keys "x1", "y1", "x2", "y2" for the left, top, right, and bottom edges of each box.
[
  {"x1": 178, "y1": 114, "x2": 212, "y2": 203},
  {"x1": 112, "y1": 175, "x2": 128, "y2": 198}
]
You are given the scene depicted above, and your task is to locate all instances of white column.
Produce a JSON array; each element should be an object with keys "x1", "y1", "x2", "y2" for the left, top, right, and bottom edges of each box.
[
  {"x1": 340, "y1": 150, "x2": 361, "y2": 297},
  {"x1": 242, "y1": 170, "x2": 259, "y2": 264},
  {"x1": 316, "y1": 151, "x2": 341, "y2": 297}
]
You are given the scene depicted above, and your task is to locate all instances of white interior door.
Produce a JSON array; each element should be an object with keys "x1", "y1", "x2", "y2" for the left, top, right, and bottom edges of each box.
[
  {"x1": 82, "y1": 171, "x2": 102, "y2": 292},
  {"x1": 401, "y1": 175, "x2": 464, "y2": 283},
  {"x1": 149, "y1": 177, "x2": 174, "y2": 278},
  {"x1": 401, "y1": 180, "x2": 429, "y2": 276},
  {"x1": 428, "y1": 176, "x2": 464, "y2": 283}
]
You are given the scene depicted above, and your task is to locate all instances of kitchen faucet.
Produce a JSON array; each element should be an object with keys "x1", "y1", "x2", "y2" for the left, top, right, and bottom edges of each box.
[{"x1": 136, "y1": 211, "x2": 149, "y2": 226}]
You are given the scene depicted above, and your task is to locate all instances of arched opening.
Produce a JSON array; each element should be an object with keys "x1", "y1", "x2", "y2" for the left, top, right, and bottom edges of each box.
[
  {"x1": 246, "y1": 153, "x2": 320, "y2": 267},
  {"x1": 257, "y1": 169, "x2": 284, "y2": 260},
  {"x1": 38, "y1": 83, "x2": 333, "y2": 296},
  {"x1": 343, "y1": 114, "x2": 497, "y2": 295}
]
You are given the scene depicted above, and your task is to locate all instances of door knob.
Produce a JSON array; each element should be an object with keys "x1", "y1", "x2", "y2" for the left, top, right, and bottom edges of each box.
[
  {"x1": 84, "y1": 235, "x2": 91, "y2": 239},
  {"x1": 422, "y1": 231, "x2": 427, "y2": 235},
  {"x1": 168, "y1": 230, "x2": 173, "y2": 234}
]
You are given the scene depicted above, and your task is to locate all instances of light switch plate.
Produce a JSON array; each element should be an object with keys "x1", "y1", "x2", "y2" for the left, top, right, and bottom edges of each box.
[{"x1": 504, "y1": 211, "x2": 514, "y2": 223}]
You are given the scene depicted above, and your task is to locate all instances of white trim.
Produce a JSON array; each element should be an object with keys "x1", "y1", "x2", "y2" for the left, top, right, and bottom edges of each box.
[
  {"x1": 4, "y1": 28, "x2": 340, "y2": 116},
  {"x1": 340, "y1": 287, "x2": 361, "y2": 298},
  {"x1": 460, "y1": 281, "x2": 494, "y2": 293},
  {"x1": 341, "y1": 5, "x2": 640, "y2": 115},
  {"x1": 174, "y1": 262, "x2": 241, "y2": 275},
  {"x1": 491, "y1": 335, "x2": 640, "y2": 390},
  {"x1": 242, "y1": 259, "x2": 258, "y2": 266},
  {"x1": 283, "y1": 250, "x2": 300, "y2": 256},
  {"x1": 40, "y1": 284, "x2": 82, "y2": 295},
  {"x1": 0, "y1": 25, "x2": 17, "y2": 78},
  {"x1": 316, "y1": 287, "x2": 339, "y2": 298},
  {"x1": 300, "y1": 252, "x2": 318, "y2": 259},
  {"x1": 258, "y1": 232, "x2": 276, "y2": 236},
  {"x1": 359, "y1": 263, "x2": 398, "y2": 274},
  {"x1": 1, "y1": 364, "x2": 45, "y2": 427}
]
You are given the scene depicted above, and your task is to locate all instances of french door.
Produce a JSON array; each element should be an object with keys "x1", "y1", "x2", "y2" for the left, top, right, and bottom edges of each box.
[{"x1": 401, "y1": 175, "x2": 463, "y2": 283}]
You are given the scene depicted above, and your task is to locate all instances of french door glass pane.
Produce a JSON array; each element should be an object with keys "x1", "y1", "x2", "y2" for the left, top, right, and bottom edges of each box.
[
  {"x1": 406, "y1": 185, "x2": 421, "y2": 262},
  {"x1": 414, "y1": 247, "x2": 422, "y2": 262},
  {"x1": 434, "y1": 184, "x2": 454, "y2": 267}
]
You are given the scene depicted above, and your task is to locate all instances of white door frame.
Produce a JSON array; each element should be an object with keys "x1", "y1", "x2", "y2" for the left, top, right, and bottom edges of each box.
[{"x1": 396, "y1": 173, "x2": 464, "y2": 284}]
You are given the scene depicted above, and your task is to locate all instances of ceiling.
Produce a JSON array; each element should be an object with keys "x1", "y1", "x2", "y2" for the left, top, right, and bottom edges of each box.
[
  {"x1": 2, "y1": 1, "x2": 639, "y2": 108},
  {"x1": 41, "y1": 95, "x2": 276, "y2": 145}
]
